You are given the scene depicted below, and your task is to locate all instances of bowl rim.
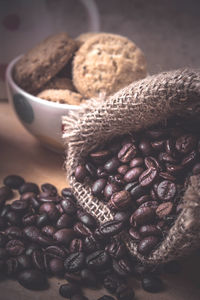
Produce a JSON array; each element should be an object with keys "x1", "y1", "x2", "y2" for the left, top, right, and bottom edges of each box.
[{"x1": 6, "y1": 55, "x2": 81, "y2": 110}]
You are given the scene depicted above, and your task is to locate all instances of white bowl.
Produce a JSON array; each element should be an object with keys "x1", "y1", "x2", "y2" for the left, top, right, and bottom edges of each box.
[{"x1": 6, "y1": 55, "x2": 80, "y2": 153}]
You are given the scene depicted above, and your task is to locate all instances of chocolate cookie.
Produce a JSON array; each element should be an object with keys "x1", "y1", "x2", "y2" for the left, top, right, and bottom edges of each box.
[
  {"x1": 14, "y1": 33, "x2": 77, "y2": 93},
  {"x1": 42, "y1": 77, "x2": 75, "y2": 91},
  {"x1": 37, "y1": 89, "x2": 83, "y2": 105},
  {"x1": 73, "y1": 33, "x2": 147, "y2": 98}
]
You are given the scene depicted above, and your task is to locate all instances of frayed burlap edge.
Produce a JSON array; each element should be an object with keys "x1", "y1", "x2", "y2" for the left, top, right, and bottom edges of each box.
[{"x1": 63, "y1": 68, "x2": 200, "y2": 264}]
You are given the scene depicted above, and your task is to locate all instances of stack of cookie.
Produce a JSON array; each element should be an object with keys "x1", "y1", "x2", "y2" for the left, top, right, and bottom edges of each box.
[{"x1": 14, "y1": 32, "x2": 147, "y2": 105}]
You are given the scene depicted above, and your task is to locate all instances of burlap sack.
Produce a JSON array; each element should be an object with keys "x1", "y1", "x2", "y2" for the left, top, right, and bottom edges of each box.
[{"x1": 63, "y1": 69, "x2": 200, "y2": 264}]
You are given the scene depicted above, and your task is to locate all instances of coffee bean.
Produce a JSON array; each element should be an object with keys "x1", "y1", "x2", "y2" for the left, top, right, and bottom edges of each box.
[
  {"x1": 181, "y1": 150, "x2": 197, "y2": 167},
  {"x1": 49, "y1": 258, "x2": 64, "y2": 276},
  {"x1": 0, "y1": 247, "x2": 7, "y2": 259},
  {"x1": 85, "y1": 162, "x2": 97, "y2": 178},
  {"x1": 56, "y1": 213, "x2": 73, "y2": 229},
  {"x1": 86, "y1": 250, "x2": 110, "y2": 270},
  {"x1": 73, "y1": 222, "x2": 92, "y2": 237},
  {"x1": 141, "y1": 275, "x2": 164, "y2": 293},
  {"x1": 70, "y1": 238, "x2": 83, "y2": 253},
  {"x1": 39, "y1": 203, "x2": 59, "y2": 221},
  {"x1": 41, "y1": 225, "x2": 56, "y2": 237},
  {"x1": 64, "y1": 272, "x2": 82, "y2": 284},
  {"x1": 130, "y1": 157, "x2": 144, "y2": 168},
  {"x1": 156, "y1": 180, "x2": 176, "y2": 201},
  {"x1": 25, "y1": 243, "x2": 40, "y2": 256},
  {"x1": 175, "y1": 134, "x2": 197, "y2": 154},
  {"x1": 18, "y1": 269, "x2": 47, "y2": 290},
  {"x1": 104, "y1": 183, "x2": 120, "y2": 200},
  {"x1": 124, "y1": 167, "x2": 144, "y2": 182},
  {"x1": 138, "y1": 236, "x2": 160, "y2": 255},
  {"x1": 118, "y1": 165, "x2": 129, "y2": 175},
  {"x1": 90, "y1": 150, "x2": 111, "y2": 164},
  {"x1": 159, "y1": 172, "x2": 176, "y2": 182},
  {"x1": 45, "y1": 245, "x2": 67, "y2": 260},
  {"x1": 32, "y1": 249, "x2": 45, "y2": 271},
  {"x1": 114, "y1": 211, "x2": 131, "y2": 223},
  {"x1": 84, "y1": 235, "x2": 101, "y2": 253},
  {"x1": 17, "y1": 255, "x2": 32, "y2": 270},
  {"x1": 6, "y1": 239, "x2": 25, "y2": 256},
  {"x1": 139, "y1": 201, "x2": 159, "y2": 210},
  {"x1": 166, "y1": 164, "x2": 184, "y2": 175},
  {"x1": 112, "y1": 258, "x2": 132, "y2": 277},
  {"x1": 64, "y1": 252, "x2": 85, "y2": 273},
  {"x1": 109, "y1": 174, "x2": 125, "y2": 186},
  {"x1": 118, "y1": 143, "x2": 137, "y2": 163},
  {"x1": 59, "y1": 283, "x2": 79, "y2": 298},
  {"x1": 92, "y1": 179, "x2": 107, "y2": 196},
  {"x1": 156, "y1": 202, "x2": 173, "y2": 218},
  {"x1": 53, "y1": 229, "x2": 75, "y2": 246},
  {"x1": 0, "y1": 233, "x2": 6, "y2": 247},
  {"x1": 6, "y1": 257, "x2": 19, "y2": 276},
  {"x1": 4, "y1": 175, "x2": 25, "y2": 190},
  {"x1": 103, "y1": 273, "x2": 123, "y2": 293},
  {"x1": 104, "y1": 157, "x2": 120, "y2": 173},
  {"x1": 151, "y1": 140, "x2": 165, "y2": 151},
  {"x1": 41, "y1": 183, "x2": 57, "y2": 196},
  {"x1": 136, "y1": 195, "x2": 151, "y2": 206},
  {"x1": 99, "y1": 220, "x2": 124, "y2": 237},
  {"x1": 128, "y1": 228, "x2": 141, "y2": 241},
  {"x1": 192, "y1": 163, "x2": 200, "y2": 175},
  {"x1": 139, "y1": 139, "x2": 153, "y2": 156},
  {"x1": 106, "y1": 239, "x2": 126, "y2": 259},
  {"x1": 116, "y1": 284, "x2": 135, "y2": 300},
  {"x1": 6, "y1": 210, "x2": 21, "y2": 226},
  {"x1": 0, "y1": 216, "x2": 6, "y2": 230},
  {"x1": 77, "y1": 210, "x2": 97, "y2": 229},
  {"x1": 81, "y1": 268, "x2": 98, "y2": 287},
  {"x1": 19, "y1": 182, "x2": 40, "y2": 195},
  {"x1": 61, "y1": 188, "x2": 75, "y2": 200},
  {"x1": 108, "y1": 190, "x2": 132, "y2": 211},
  {"x1": 20, "y1": 192, "x2": 36, "y2": 201},
  {"x1": 0, "y1": 186, "x2": 13, "y2": 204},
  {"x1": 61, "y1": 198, "x2": 77, "y2": 215},
  {"x1": 98, "y1": 296, "x2": 115, "y2": 300},
  {"x1": 139, "y1": 168, "x2": 158, "y2": 187},
  {"x1": 71, "y1": 294, "x2": 89, "y2": 300},
  {"x1": 130, "y1": 207, "x2": 155, "y2": 227},
  {"x1": 39, "y1": 194, "x2": 60, "y2": 203},
  {"x1": 75, "y1": 165, "x2": 88, "y2": 182},
  {"x1": 36, "y1": 213, "x2": 49, "y2": 227},
  {"x1": 97, "y1": 166, "x2": 108, "y2": 178},
  {"x1": 22, "y1": 213, "x2": 37, "y2": 226},
  {"x1": 139, "y1": 225, "x2": 161, "y2": 237},
  {"x1": 125, "y1": 182, "x2": 146, "y2": 199}
]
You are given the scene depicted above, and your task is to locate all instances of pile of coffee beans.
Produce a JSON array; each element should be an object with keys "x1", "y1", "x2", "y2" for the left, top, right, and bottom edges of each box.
[
  {"x1": 0, "y1": 174, "x2": 182, "y2": 299},
  {"x1": 75, "y1": 118, "x2": 200, "y2": 256}
]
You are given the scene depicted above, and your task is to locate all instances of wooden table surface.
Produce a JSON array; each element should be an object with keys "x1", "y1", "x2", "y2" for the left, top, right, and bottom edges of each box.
[{"x1": 0, "y1": 101, "x2": 200, "y2": 300}]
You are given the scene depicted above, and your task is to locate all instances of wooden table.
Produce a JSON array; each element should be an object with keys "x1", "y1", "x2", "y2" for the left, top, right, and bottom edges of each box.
[{"x1": 0, "y1": 101, "x2": 200, "y2": 300}]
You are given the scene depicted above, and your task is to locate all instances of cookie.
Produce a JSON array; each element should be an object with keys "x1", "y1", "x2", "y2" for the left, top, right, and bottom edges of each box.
[
  {"x1": 72, "y1": 33, "x2": 147, "y2": 98},
  {"x1": 14, "y1": 32, "x2": 77, "y2": 93},
  {"x1": 42, "y1": 77, "x2": 75, "y2": 91},
  {"x1": 76, "y1": 32, "x2": 99, "y2": 46},
  {"x1": 37, "y1": 89, "x2": 83, "y2": 105}
]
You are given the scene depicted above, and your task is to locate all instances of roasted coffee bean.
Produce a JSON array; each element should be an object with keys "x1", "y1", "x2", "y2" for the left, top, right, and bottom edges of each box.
[
  {"x1": 6, "y1": 210, "x2": 21, "y2": 226},
  {"x1": 24, "y1": 226, "x2": 41, "y2": 243},
  {"x1": 192, "y1": 163, "x2": 200, "y2": 175},
  {"x1": 114, "y1": 211, "x2": 131, "y2": 223},
  {"x1": 118, "y1": 165, "x2": 129, "y2": 175},
  {"x1": 139, "y1": 139, "x2": 153, "y2": 156},
  {"x1": 38, "y1": 194, "x2": 61, "y2": 203},
  {"x1": 59, "y1": 283, "x2": 79, "y2": 298},
  {"x1": 81, "y1": 268, "x2": 98, "y2": 287},
  {"x1": 109, "y1": 174, "x2": 125, "y2": 186},
  {"x1": 0, "y1": 216, "x2": 6, "y2": 230},
  {"x1": 92, "y1": 179, "x2": 107, "y2": 196},
  {"x1": 139, "y1": 201, "x2": 158, "y2": 210},
  {"x1": 56, "y1": 213, "x2": 73, "y2": 229},
  {"x1": 41, "y1": 183, "x2": 57, "y2": 196},
  {"x1": 130, "y1": 157, "x2": 144, "y2": 168},
  {"x1": 138, "y1": 236, "x2": 160, "y2": 255},
  {"x1": 36, "y1": 213, "x2": 49, "y2": 227},
  {"x1": 175, "y1": 134, "x2": 197, "y2": 154},
  {"x1": 61, "y1": 198, "x2": 77, "y2": 215},
  {"x1": 151, "y1": 139, "x2": 166, "y2": 151},
  {"x1": 22, "y1": 213, "x2": 37, "y2": 226},
  {"x1": 136, "y1": 195, "x2": 151, "y2": 206},
  {"x1": 61, "y1": 188, "x2": 75, "y2": 200},
  {"x1": 181, "y1": 150, "x2": 197, "y2": 167},
  {"x1": 84, "y1": 235, "x2": 101, "y2": 253},
  {"x1": 53, "y1": 229, "x2": 75, "y2": 246},
  {"x1": 70, "y1": 239, "x2": 83, "y2": 253},
  {"x1": 125, "y1": 182, "x2": 146, "y2": 199},
  {"x1": 19, "y1": 182, "x2": 40, "y2": 195},
  {"x1": 116, "y1": 284, "x2": 135, "y2": 300},
  {"x1": 1, "y1": 204, "x2": 11, "y2": 217},
  {"x1": 124, "y1": 167, "x2": 144, "y2": 182},
  {"x1": 97, "y1": 166, "x2": 108, "y2": 178},
  {"x1": 29, "y1": 196, "x2": 40, "y2": 209},
  {"x1": 77, "y1": 210, "x2": 97, "y2": 229},
  {"x1": 0, "y1": 247, "x2": 7, "y2": 259},
  {"x1": 64, "y1": 252, "x2": 85, "y2": 273},
  {"x1": 18, "y1": 269, "x2": 47, "y2": 290},
  {"x1": 49, "y1": 258, "x2": 64, "y2": 276},
  {"x1": 104, "y1": 183, "x2": 121, "y2": 200},
  {"x1": 118, "y1": 143, "x2": 137, "y2": 163},
  {"x1": 64, "y1": 272, "x2": 82, "y2": 284},
  {"x1": 73, "y1": 222, "x2": 92, "y2": 237},
  {"x1": 141, "y1": 275, "x2": 164, "y2": 293},
  {"x1": 4, "y1": 175, "x2": 25, "y2": 189},
  {"x1": 75, "y1": 165, "x2": 88, "y2": 182},
  {"x1": 90, "y1": 150, "x2": 111, "y2": 164},
  {"x1": 6, "y1": 239, "x2": 25, "y2": 256},
  {"x1": 159, "y1": 152, "x2": 178, "y2": 164},
  {"x1": 139, "y1": 225, "x2": 161, "y2": 237},
  {"x1": 104, "y1": 157, "x2": 120, "y2": 173},
  {"x1": 86, "y1": 250, "x2": 110, "y2": 270},
  {"x1": 45, "y1": 245, "x2": 67, "y2": 259},
  {"x1": 166, "y1": 164, "x2": 184, "y2": 175},
  {"x1": 130, "y1": 207, "x2": 155, "y2": 227},
  {"x1": 159, "y1": 172, "x2": 176, "y2": 182},
  {"x1": 39, "y1": 203, "x2": 59, "y2": 221},
  {"x1": 0, "y1": 186, "x2": 13, "y2": 204},
  {"x1": 156, "y1": 180, "x2": 176, "y2": 201},
  {"x1": 163, "y1": 260, "x2": 181, "y2": 274},
  {"x1": 99, "y1": 220, "x2": 124, "y2": 237},
  {"x1": 17, "y1": 255, "x2": 32, "y2": 270},
  {"x1": 0, "y1": 232, "x2": 6, "y2": 247},
  {"x1": 103, "y1": 273, "x2": 123, "y2": 293},
  {"x1": 6, "y1": 257, "x2": 19, "y2": 276},
  {"x1": 32, "y1": 249, "x2": 45, "y2": 271},
  {"x1": 112, "y1": 258, "x2": 132, "y2": 277},
  {"x1": 106, "y1": 239, "x2": 126, "y2": 259},
  {"x1": 20, "y1": 192, "x2": 36, "y2": 202},
  {"x1": 25, "y1": 243, "x2": 40, "y2": 256},
  {"x1": 98, "y1": 296, "x2": 115, "y2": 300},
  {"x1": 128, "y1": 228, "x2": 141, "y2": 241},
  {"x1": 85, "y1": 162, "x2": 97, "y2": 178},
  {"x1": 42, "y1": 225, "x2": 56, "y2": 237},
  {"x1": 139, "y1": 167, "x2": 158, "y2": 187},
  {"x1": 156, "y1": 202, "x2": 173, "y2": 218},
  {"x1": 108, "y1": 190, "x2": 132, "y2": 211}
]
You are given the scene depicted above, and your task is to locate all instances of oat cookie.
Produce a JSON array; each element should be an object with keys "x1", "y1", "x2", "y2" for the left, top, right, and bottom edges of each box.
[
  {"x1": 14, "y1": 33, "x2": 77, "y2": 93},
  {"x1": 76, "y1": 32, "x2": 99, "y2": 46},
  {"x1": 73, "y1": 33, "x2": 147, "y2": 98},
  {"x1": 37, "y1": 89, "x2": 83, "y2": 105},
  {"x1": 43, "y1": 77, "x2": 75, "y2": 91}
]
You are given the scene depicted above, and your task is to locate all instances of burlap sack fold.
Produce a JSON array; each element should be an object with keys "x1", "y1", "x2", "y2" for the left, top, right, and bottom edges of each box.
[{"x1": 63, "y1": 68, "x2": 200, "y2": 264}]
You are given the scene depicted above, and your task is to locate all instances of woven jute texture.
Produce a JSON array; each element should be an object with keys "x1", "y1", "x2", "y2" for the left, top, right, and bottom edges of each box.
[{"x1": 63, "y1": 69, "x2": 200, "y2": 264}]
